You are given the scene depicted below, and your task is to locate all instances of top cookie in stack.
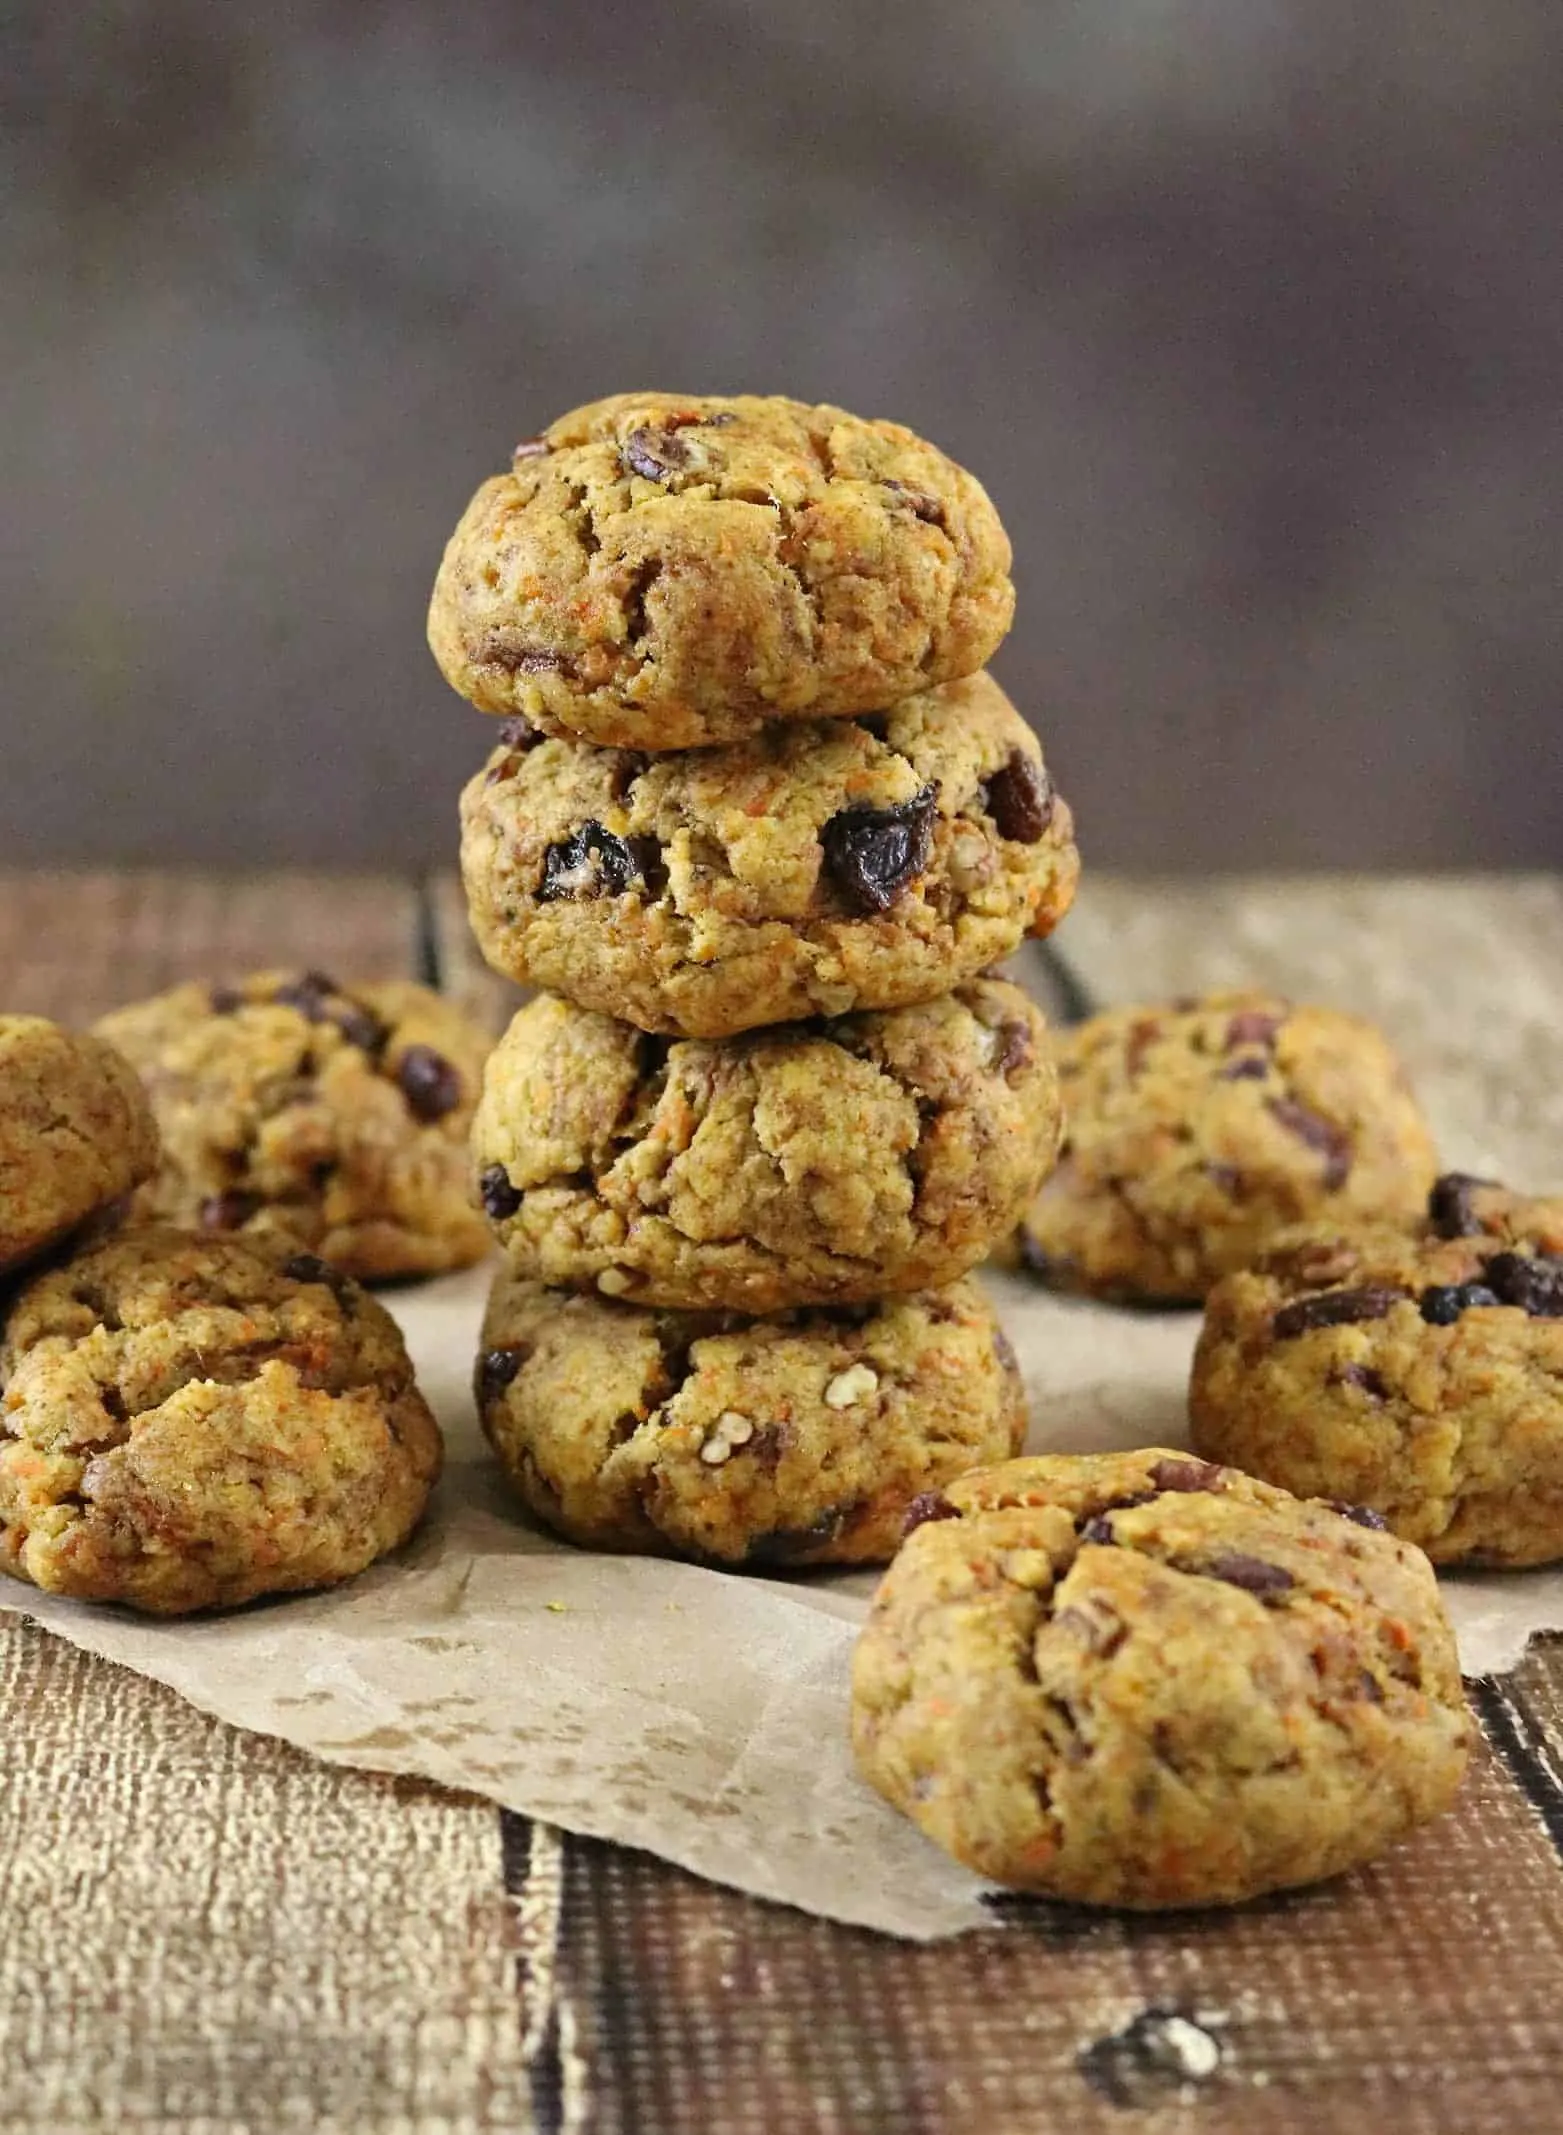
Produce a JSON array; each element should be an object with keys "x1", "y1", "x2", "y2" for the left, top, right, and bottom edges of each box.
[{"x1": 431, "y1": 391, "x2": 1079, "y2": 1038}]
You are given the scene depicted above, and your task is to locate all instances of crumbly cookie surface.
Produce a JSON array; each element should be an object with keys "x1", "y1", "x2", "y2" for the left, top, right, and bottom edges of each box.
[
  {"x1": 428, "y1": 391, "x2": 1014, "y2": 749},
  {"x1": 0, "y1": 1016, "x2": 160, "y2": 1273},
  {"x1": 0, "y1": 1225, "x2": 442, "y2": 1613},
  {"x1": 476, "y1": 1273, "x2": 1025, "y2": 1567},
  {"x1": 96, "y1": 973, "x2": 492, "y2": 1281},
  {"x1": 1018, "y1": 993, "x2": 1437, "y2": 1301},
  {"x1": 472, "y1": 980, "x2": 1060, "y2": 1313},
  {"x1": 1191, "y1": 1178, "x2": 1563, "y2": 1565},
  {"x1": 852, "y1": 1448, "x2": 1469, "y2": 1907},
  {"x1": 460, "y1": 671, "x2": 1079, "y2": 1037}
]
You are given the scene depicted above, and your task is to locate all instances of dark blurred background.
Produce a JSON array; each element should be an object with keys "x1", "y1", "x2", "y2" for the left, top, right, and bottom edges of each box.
[{"x1": 4, "y1": 1, "x2": 1560, "y2": 872}]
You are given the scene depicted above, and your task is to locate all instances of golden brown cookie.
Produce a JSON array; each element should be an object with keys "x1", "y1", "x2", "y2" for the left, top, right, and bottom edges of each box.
[
  {"x1": 96, "y1": 973, "x2": 492, "y2": 1282},
  {"x1": 476, "y1": 1272, "x2": 1026, "y2": 1567},
  {"x1": 428, "y1": 391, "x2": 1014, "y2": 749},
  {"x1": 0, "y1": 1016, "x2": 159, "y2": 1274},
  {"x1": 852, "y1": 1448, "x2": 1469, "y2": 1908},
  {"x1": 472, "y1": 980, "x2": 1060, "y2": 1313},
  {"x1": 0, "y1": 1225, "x2": 442, "y2": 1614},
  {"x1": 460, "y1": 671, "x2": 1079, "y2": 1037},
  {"x1": 1191, "y1": 1177, "x2": 1563, "y2": 1564},
  {"x1": 1017, "y1": 993, "x2": 1437, "y2": 1302}
]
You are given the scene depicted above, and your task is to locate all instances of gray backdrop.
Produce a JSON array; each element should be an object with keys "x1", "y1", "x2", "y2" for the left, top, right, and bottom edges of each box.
[{"x1": 5, "y1": 1, "x2": 1560, "y2": 871}]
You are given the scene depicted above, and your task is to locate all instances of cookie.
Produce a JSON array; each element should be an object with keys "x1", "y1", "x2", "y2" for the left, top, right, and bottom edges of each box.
[
  {"x1": 1191, "y1": 1177, "x2": 1563, "y2": 1565},
  {"x1": 0, "y1": 1017, "x2": 160, "y2": 1274},
  {"x1": 427, "y1": 391, "x2": 1014, "y2": 750},
  {"x1": 476, "y1": 1272, "x2": 1026, "y2": 1567},
  {"x1": 0, "y1": 1225, "x2": 442, "y2": 1613},
  {"x1": 1017, "y1": 993, "x2": 1437, "y2": 1302},
  {"x1": 852, "y1": 1448, "x2": 1469, "y2": 1908},
  {"x1": 472, "y1": 979, "x2": 1060, "y2": 1313},
  {"x1": 96, "y1": 973, "x2": 493, "y2": 1282},
  {"x1": 460, "y1": 671, "x2": 1079, "y2": 1037}
]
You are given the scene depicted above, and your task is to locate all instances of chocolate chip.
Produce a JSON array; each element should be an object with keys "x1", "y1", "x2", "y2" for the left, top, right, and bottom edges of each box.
[
  {"x1": 1266, "y1": 1097, "x2": 1352, "y2": 1190},
  {"x1": 1420, "y1": 1282, "x2": 1500, "y2": 1325},
  {"x1": 622, "y1": 427, "x2": 690, "y2": 481},
  {"x1": 479, "y1": 1165, "x2": 523, "y2": 1221},
  {"x1": 1219, "y1": 1056, "x2": 1269, "y2": 1082},
  {"x1": 512, "y1": 434, "x2": 551, "y2": 461},
  {"x1": 397, "y1": 1044, "x2": 462, "y2": 1123},
  {"x1": 477, "y1": 1345, "x2": 528, "y2": 1402},
  {"x1": 209, "y1": 985, "x2": 245, "y2": 1015},
  {"x1": 199, "y1": 1190, "x2": 259, "y2": 1232},
  {"x1": 1148, "y1": 1458, "x2": 1223, "y2": 1494},
  {"x1": 1225, "y1": 1009, "x2": 1283, "y2": 1051},
  {"x1": 538, "y1": 822, "x2": 663, "y2": 902},
  {"x1": 1205, "y1": 1552, "x2": 1295, "y2": 1596},
  {"x1": 1484, "y1": 1252, "x2": 1563, "y2": 1317},
  {"x1": 1328, "y1": 1501, "x2": 1390, "y2": 1530},
  {"x1": 981, "y1": 752, "x2": 1054, "y2": 843},
  {"x1": 820, "y1": 784, "x2": 938, "y2": 913},
  {"x1": 1428, "y1": 1171, "x2": 1499, "y2": 1239},
  {"x1": 497, "y1": 714, "x2": 543, "y2": 752},
  {"x1": 1334, "y1": 1362, "x2": 1390, "y2": 1399},
  {"x1": 902, "y1": 1491, "x2": 962, "y2": 1537},
  {"x1": 1271, "y1": 1285, "x2": 1408, "y2": 1339}
]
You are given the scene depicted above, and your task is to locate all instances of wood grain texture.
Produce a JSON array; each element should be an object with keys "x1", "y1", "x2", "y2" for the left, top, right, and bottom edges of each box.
[{"x1": 5, "y1": 868, "x2": 1563, "y2": 2133}]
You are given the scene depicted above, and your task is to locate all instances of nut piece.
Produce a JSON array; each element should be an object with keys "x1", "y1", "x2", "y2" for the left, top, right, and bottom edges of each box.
[
  {"x1": 699, "y1": 1411, "x2": 756, "y2": 1466},
  {"x1": 824, "y1": 1363, "x2": 880, "y2": 1410}
]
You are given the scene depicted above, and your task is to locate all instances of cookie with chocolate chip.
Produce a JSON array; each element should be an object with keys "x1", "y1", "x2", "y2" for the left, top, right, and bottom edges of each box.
[
  {"x1": 0, "y1": 1224, "x2": 442, "y2": 1613},
  {"x1": 852, "y1": 1447, "x2": 1469, "y2": 1907},
  {"x1": 0, "y1": 1016, "x2": 160, "y2": 1274},
  {"x1": 1191, "y1": 1180, "x2": 1563, "y2": 1564},
  {"x1": 1016, "y1": 993, "x2": 1437, "y2": 1302},
  {"x1": 460, "y1": 670, "x2": 1078, "y2": 1037},
  {"x1": 428, "y1": 391, "x2": 1014, "y2": 749},
  {"x1": 95, "y1": 974, "x2": 493, "y2": 1281},
  {"x1": 475, "y1": 1271, "x2": 1025, "y2": 1566},
  {"x1": 472, "y1": 979, "x2": 1059, "y2": 1312}
]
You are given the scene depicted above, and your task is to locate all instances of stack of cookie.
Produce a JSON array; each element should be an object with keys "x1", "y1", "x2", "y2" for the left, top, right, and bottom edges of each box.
[{"x1": 428, "y1": 391, "x2": 1082, "y2": 1567}]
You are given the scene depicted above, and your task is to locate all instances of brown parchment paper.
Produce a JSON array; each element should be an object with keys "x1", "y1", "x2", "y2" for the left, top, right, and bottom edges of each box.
[{"x1": 4, "y1": 1257, "x2": 1560, "y2": 1941}]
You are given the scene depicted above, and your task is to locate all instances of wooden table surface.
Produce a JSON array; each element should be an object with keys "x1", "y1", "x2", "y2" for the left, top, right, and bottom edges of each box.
[{"x1": 4, "y1": 869, "x2": 1563, "y2": 2135}]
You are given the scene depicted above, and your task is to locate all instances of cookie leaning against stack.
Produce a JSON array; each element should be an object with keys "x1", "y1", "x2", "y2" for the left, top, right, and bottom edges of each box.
[{"x1": 430, "y1": 391, "x2": 1082, "y2": 1565}]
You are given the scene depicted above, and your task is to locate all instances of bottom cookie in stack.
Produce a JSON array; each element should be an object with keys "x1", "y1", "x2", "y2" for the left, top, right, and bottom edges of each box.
[{"x1": 475, "y1": 1270, "x2": 1026, "y2": 1569}]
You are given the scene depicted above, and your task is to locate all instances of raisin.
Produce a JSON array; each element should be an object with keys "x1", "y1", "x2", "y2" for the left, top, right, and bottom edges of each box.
[
  {"x1": 622, "y1": 427, "x2": 690, "y2": 481},
  {"x1": 1204, "y1": 1552, "x2": 1294, "y2": 1596},
  {"x1": 982, "y1": 752, "x2": 1054, "y2": 843},
  {"x1": 902, "y1": 1491, "x2": 962, "y2": 1538},
  {"x1": 272, "y1": 971, "x2": 338, "y2": 1020},
  {"x1": 281, "y1": 1252, "x2": 357, "y2": 1305},
  {"x1": 497, "y1": 714, "x2": 543, "y2": 751},
  {"x1": 1420, "y1": 1282, "x2": 1499, "y2": 1325},
  {"x1": 209, "y1": 984, "x2": 245, "y2": 1015},
  {"x1": 397, "y1": 1044, "x2": 462, "y2": 1123},
  {"x1": 482, "y1": 640, "x2": 569, "y2": 676},
  {"x1": 1219, "y1": 1056, "x2": 1269, "y2": 1082},
  {"x1": 1225, "y1": 1009, "x2": 1283, "y2": 1051},
  {"x1": 538, "y1": 822, "x2": 662, "y2": 902},
  {"x1": 477, "y1": 1345, "x2": 528, "y2": 1402},
  {"x1": 1271, "y1": 1286, "x2": 1408, "y2": 1339},
  {"x1": 1484, "y1": 1252, "x2": 1563, "y2": 1317},
  {"x1": 1078, "y1": 1515, "x2": 1119, "y2": 1547},
  {"x1": 1266, "y1": 1097, "x2": 1352, "y2": 1190},
  {"x1": 1328, "y1": 1501, "x2": 1390, "y2": 1530},
  {"x1": 199, "y1": 1190, "x2": 259, "y2": 1232},
  {"x1": 1334, "y1": 1362, "x2": 1390, "y2": 1399},
  {"x1": 1148, "y1": 1458, "x2": 1223, "y2": 1494},
  {"x1": 479, "y1": 1166, "x2": 523, "y2": 1221},
  {"x1": 745, "y1": 1506, "x2": 852, "y2": 1563},
  {"x1": 820, "y1": 785, "x2": 938, "y2": 913},
  {"x1": 512, "y1": 435, "x2": 551, "y2": 461},
  {"x1": 1428, "y1": 1171, "x2": 1499, "y2": 1239},
  {"x1": 880, "y1": 477, "x2": 947, "y2": 526},
  {"x1": 991, "y1": 1020, "x2": 1033, "y2": 1075},
  {"x1": 334, "y1": 1003, "x2": 389, "y2": 1055}
]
